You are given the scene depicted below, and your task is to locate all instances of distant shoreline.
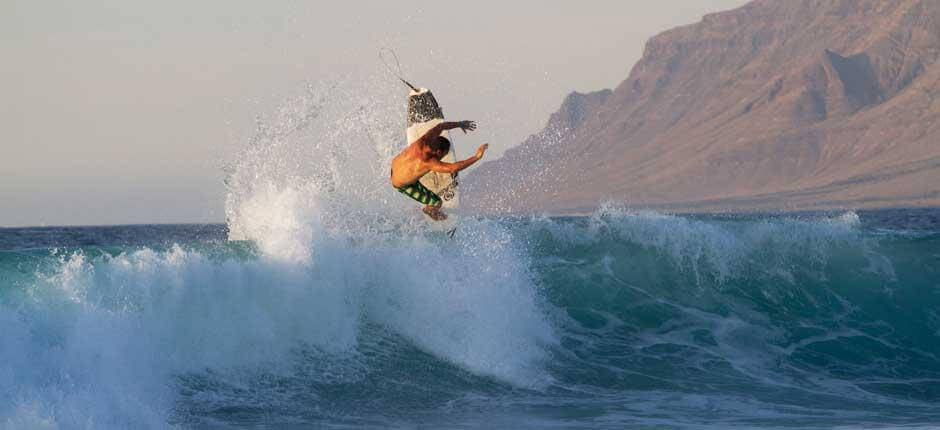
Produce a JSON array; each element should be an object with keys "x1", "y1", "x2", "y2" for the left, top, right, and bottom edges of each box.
[
  {"x1": 5, "y1": 206, "x2": 939, "y2": 229},
  {"x1": 548, "y1": 203, "x2": 940, "y2": 218}
]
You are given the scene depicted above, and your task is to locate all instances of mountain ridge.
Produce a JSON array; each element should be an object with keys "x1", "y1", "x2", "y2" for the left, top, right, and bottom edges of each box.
[{"x1": 466, "y1": 0, "x2": 940, "y2": 214}]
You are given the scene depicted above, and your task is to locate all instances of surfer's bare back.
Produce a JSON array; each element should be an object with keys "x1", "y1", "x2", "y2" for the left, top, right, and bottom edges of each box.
[{"x1": 390, "y1": 120, "x2": 487, "y2": 221}]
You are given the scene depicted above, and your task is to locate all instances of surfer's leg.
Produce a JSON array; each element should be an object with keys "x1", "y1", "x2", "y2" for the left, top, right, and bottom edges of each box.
[
  {"x1": 397, "y1": 181, "x2": 442, "y2": 206},
  {"x1": 397, "y1": 181, "x2": 446, "y2": 220}
]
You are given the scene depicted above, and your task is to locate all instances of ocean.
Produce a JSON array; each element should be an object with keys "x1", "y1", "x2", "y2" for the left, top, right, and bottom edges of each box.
[
  {"x1": 4, "y1": 81, "x2": 940, "y2": 429},
  {"x1": 2, "y1": 208, "x2": 939, "y2": 429}
]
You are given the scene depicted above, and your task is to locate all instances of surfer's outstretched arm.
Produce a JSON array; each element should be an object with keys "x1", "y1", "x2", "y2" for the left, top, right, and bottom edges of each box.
[
  {"x1": 425, "y1": 144, "x2": 489, "y2": 174},
  {"x1": 419, "y1": 120, "x2": 476, "y2": 144}
]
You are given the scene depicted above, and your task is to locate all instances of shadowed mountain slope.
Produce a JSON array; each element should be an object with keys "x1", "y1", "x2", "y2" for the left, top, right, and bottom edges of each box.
[{"x1": 466, "y1": 0, "x2": 940, "y2": 213}]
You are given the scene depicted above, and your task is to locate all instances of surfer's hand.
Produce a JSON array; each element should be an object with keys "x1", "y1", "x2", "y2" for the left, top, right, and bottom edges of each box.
[
  {"x1": 458, "y1": 120, "x2": 476, "y2": 134},
  {"x1": 475, "y1": 143, "x2": 489, "y2": 159}
]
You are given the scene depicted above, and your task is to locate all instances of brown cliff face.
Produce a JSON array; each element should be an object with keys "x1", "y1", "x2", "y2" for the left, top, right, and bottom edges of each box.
[{"x1": 466, "y1": 0, "x2": 940, "y2": 214}]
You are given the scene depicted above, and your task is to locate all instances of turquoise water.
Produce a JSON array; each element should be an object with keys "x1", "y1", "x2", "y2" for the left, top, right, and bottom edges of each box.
[{"x1": 2, "y1": 208, "x2": 939, "y2": 429}]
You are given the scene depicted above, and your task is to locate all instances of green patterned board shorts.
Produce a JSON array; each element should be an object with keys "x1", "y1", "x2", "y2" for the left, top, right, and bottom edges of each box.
[{"x1": 395, "y1": 180, "x2": 442, "y2": 207}]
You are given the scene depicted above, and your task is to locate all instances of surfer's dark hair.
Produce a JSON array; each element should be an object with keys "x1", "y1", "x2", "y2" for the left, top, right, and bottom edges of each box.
[{"x1": 430, "y1": 136, "x2": 450, "y2": 155}]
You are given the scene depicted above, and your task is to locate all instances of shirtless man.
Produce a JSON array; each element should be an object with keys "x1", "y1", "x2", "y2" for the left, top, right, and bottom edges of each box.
[{"x1": 390, "y1": 120, "x2": 488, "y2": 220}]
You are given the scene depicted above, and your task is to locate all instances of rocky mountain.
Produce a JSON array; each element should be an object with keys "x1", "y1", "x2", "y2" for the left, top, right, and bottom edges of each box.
[{"x1": 465, "y1": 0, "x2": 940, "y2": 214}]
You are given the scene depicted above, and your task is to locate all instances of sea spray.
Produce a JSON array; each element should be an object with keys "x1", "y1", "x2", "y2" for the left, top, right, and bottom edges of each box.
[
  {"x1": 4, "y1": 75, "x2": 939, "y2": 428},
  {"x1": 1, "y1": 80, "x2": 559, "y2": 428},
  {"x1": 3, "y1": 209, "x2": 940, "y2": 428},
  {"x1": 222, "y1": 80, "x2": 557, "y2": 385},
  {"x1": 2, "y1": 243, "x2": 364, "y2": 428}
]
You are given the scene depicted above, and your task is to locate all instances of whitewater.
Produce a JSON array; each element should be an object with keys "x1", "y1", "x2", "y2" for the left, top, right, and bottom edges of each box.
[{"x1": 2, "y1": 82, "x2": 939, "y2": 429}]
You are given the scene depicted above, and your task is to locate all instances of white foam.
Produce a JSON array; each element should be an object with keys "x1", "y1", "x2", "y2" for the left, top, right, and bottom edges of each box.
[
  {"x1": 1, "y1": 243, "x2": 364, "y2": 427},
  {"x1": 1, "y1": 80, "x2": 557, "y2": 427},
  {"x1": 227, "y1": 182, "x2": 323, "y2": 263},
  {"x1": 834, "y1": 211, "x2": 861, "y2": 227},
  {"x1": 361, "y1": 220, "x2": 557, "y2": 387},
  {"x1": 221, "y1": 80, "x2": 558, "y2": 385},
  {"x1": 529, "y1": 204, "x2": 871, "y2": 288}
]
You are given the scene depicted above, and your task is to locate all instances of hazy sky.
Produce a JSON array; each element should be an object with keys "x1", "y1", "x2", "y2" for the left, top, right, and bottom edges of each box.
[{"x1": 2, "y1": 0, "x2": 747, "y2": 226}]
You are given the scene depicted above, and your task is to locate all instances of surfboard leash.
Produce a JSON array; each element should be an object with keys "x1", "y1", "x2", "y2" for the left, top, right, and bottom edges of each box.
[{"x1": 379, "y1": 47, "x2": 418, "y2": 92}]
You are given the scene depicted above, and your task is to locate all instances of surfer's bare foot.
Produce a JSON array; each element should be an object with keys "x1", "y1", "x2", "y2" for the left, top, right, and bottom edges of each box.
[{"x1": 423, "y1": 205, "x2": 447, "y2": 221}]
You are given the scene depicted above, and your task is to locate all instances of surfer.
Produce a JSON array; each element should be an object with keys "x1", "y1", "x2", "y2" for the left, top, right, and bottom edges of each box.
[{"x1": 390, "y1": 120, "x2": 487, "y2": 220}]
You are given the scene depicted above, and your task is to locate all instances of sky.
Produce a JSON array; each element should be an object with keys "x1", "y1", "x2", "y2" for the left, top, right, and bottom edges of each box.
[{"x1": 2, "y1": 0, "x2": 748, "y2": 226}]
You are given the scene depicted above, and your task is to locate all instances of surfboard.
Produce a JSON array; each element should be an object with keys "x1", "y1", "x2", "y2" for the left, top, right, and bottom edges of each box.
[{"x1": 406, "y1": 88, "x2": 459, "y2": 230}]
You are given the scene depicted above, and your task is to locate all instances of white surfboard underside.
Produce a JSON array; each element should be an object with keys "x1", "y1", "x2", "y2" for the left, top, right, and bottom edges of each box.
[{"x1": 405, "y1": 88, "x2": 460, "y2": 228}]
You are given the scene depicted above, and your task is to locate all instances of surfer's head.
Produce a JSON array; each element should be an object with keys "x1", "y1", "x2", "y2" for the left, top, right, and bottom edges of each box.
[{"x1": 429, "y1": 136, "x2": 450, "y2": 159}]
